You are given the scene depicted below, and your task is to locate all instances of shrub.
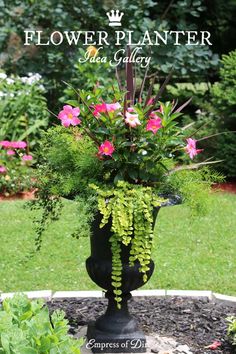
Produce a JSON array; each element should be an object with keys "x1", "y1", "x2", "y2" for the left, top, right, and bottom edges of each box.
[
  {"x1": 0, "y1": 294, "x2": 83, "y2": 353},
  {"x1": 0, "y1": 0, "x2": 219, "y2": 108},
  {"x1": 211, "y1": 50, "x2": 236, "y2": 128},
  {"x1": 178, "y1": 50, "x2": 236, "y2": 178},
  {"x1": 59, "y1": 48, "x2": 117, "y2": 104},
  {"x1": 36, "y1": 126, "x2": 103, "y2": 199},
  {"x1": 30, "y1": 126, "x2": 103, "y2": 247},
  {"x1": 202, "y1": 51, "x2": 236, "y2": 177},
  {"x1": 159, "y1": 167, "x2": 224, "y2": 215},
  {"x1": 0, "y1": 72, "x2": 49, "y2": 150},
  {"x1": 0, "y1": 140, "x2": 35, "y2": 196},
  {"x1": 227, "y1": 316, "x2": 236, "y2": 346}
]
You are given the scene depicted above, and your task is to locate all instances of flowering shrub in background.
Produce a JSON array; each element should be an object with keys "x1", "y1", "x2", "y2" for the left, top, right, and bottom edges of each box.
[
  {"x1": 0, "y1": 139, "x2": 34, "y2": 196},
  {"x1": 0, "y1": 71, "x2": 49, "y2": 150}
]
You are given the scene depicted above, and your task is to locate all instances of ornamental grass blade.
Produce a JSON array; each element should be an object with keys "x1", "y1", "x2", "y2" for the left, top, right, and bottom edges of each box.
[
  {"x1": 174, "y1": 97, "x2": 192, "y2": 113},
  {"x1": 47, "y1": 108, "x2": 59, "y2": 119},
  {"x1": 168, "y1": 160, "x2": 224, "y2": 174},
  {"x1": 139, "y1": 64, "x2": 150, "y2": 103},
  {"x1": 144, "y1": 75, "x2": 156, "y2": 107},
  {"x1": 181, "y1": 122, "x2": 195, "y2": 131},
  {"x1": 115, "y1": 67, "x2": 123, "y2": 91},
  {"x1": 187, "y1": 121, "x2": 209, "y2": 138},
  {"x1": 133, "y1": 64, "x2": 137, "y2": 103},
  {"x1": 146, "y1": 67, "x2": 174, "y2": 116},
  {"x1": 126, "y1": 46, "x2": 134, "y2": 106},
  {"x1": 123, "y1": 94, "x2": 127, "y2": 116},
  {"x1": 171, "y1": 99, "x2": 178, "y2": 112},
  {"x1": 153, "y1": 66, "x2": 174, "y2": 102},
  {"x1": 62, "y1": 80, "x2": 94, "y2": 115},
  {"x1": 197, "y1": 131, "x2": 236, "y2": 141}
]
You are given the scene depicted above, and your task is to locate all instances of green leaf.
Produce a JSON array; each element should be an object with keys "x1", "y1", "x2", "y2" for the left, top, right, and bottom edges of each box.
[
  {"x1": 127, "y1": 169, "x2": 138, "y2": 180},
  {"x1": 114, "y1": 172, "x2": 124, "y2": 184},
  {"x1": 139, "y1": 170, "x2": 149, "y2": 181},
  {"x1": 113, "y1": 290, "x2": 122, "y2": 296},
  {"x1": 94, "y1": 127, "x2": 110, "y2": 135},
  {"x1": 66, "y1": 100, "x2": 79, "y2": 107},
  {"x1": 20, "y1": 310, "x2": 33, "y2": 321},
  {"x1": 19, "y1": 348, "x2": 38, "y2": 354}
]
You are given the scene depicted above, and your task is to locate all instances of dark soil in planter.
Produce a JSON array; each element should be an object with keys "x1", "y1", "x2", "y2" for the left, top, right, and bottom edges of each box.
[{"x1": 48, "y1": 296, "x2": 236, "y2": 354}]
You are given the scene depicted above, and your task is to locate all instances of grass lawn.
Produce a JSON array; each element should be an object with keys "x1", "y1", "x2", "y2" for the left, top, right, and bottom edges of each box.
[{"x1": 0, "y1": 192, "x2": 235, "y2": 295}]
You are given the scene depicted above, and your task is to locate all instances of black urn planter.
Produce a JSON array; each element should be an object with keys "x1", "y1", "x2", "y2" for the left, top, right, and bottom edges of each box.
[{"x1": 86, "y1": 209, "x2": 160, "y2": 353}]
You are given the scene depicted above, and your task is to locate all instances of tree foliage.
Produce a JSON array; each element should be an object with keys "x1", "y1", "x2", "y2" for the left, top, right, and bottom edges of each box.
[{"x1": 0, "y1": 0, "x2": 226, "y2": 108}]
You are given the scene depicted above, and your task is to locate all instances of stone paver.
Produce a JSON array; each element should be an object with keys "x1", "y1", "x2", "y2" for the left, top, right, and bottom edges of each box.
[
  {"x1": 213, "y1": 292, "x2": 236, "y2": 306},
  {"x1": 1, "y1": 290, "x2": 52, "y2": 301},
  {"x1": 52, "y1": 290, "x2": 104, "y2": 298},
  {"x1": 166, "y1": 290, "x2": 213, "y2": 300},
  {"x1": 132, "y1": 290, "x2": 166, "y2": 297}
]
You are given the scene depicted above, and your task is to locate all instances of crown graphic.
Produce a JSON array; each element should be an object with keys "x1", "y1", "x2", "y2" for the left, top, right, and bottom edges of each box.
[{"x1": 106, "y1": 10, "x2": 124, "y2": 27}]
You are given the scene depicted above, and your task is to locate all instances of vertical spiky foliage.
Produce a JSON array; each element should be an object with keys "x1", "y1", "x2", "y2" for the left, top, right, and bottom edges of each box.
[{"x1": 125, "y1": 46, "x2": 134, "y2": 107}]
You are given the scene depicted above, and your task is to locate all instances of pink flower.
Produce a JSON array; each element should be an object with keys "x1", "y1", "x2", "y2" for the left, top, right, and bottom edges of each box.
[
  {"x1": 93, "y1": 103, "x2": 107, "y2": 117},
  {"x1": 93, "y1": 102, "x2": 121, "y2": 117},
  {"x1": 146, "y1": 118, "x2": 162, "y2": 134},
  {"x1": 58, "y1": 105, "x2": 81, "y2": 127},
  {"x1": 18, "y1": 141, "x2": 27, "y2": 149},
  {"x1": 125, "y1": 111, "x2": 141, "y2": 128},
  {"x1": 0, "y1": 140, "x2": 27, "y2": 149},
  {"x1": 185, "y1": 138, "x2": 203, "y2": 159},
  {"x1": 127, "y1": 107, "x2": 135, "y2": 113},
  {"x1": 7, "y1": 149, "x2": 15, "y2": 156},
  {"x1": 98, "y1": 140, "x2": 115, "y2": 157},
  {"x1": 0, "y1": 140, "x2": 11, "y2": 149},
  {"x1": 106, "y1": 102, "x2": 121, "y2": 112},
  {"x1": 11, "y1": 141, "x2": 27, "y2": 149},
  {"x1": 0, "y1": 166, "x2": 7, "y2": 173},
  {"x1": 22, "y1": 154, "x2": 33, "y2": 161}
]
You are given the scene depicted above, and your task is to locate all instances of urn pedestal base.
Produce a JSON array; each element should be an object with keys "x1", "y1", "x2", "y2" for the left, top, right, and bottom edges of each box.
[
  {"x1": 87, "y1": 323, "x2": 146, "y2": 353},
  {"x1": 86, "y1": 292, "x2": 146, "y2": 353}
]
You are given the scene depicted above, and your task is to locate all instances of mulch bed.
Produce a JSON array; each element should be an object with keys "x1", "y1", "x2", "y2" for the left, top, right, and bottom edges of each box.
[
  {"x1": 212, "y1": 182, "x2": 236, "y2": 194},
  {"x1": 48, "y1": 296, "x2": 236, "y2": 354},
  {"x1": 0, "y1": 190, "x2": 36, "y2": 201}
]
